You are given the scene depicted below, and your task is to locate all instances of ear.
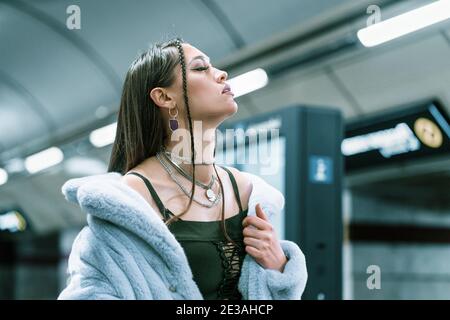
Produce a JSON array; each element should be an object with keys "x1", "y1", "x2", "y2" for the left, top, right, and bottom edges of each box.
[{"x1": 149, "y1": 87, "x2": 176, "y2": 110}]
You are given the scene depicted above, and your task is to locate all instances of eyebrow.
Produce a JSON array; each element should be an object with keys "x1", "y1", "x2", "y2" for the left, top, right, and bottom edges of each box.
[{"x1": 189, "y1": 55, "x2": 210, "y2": 66}]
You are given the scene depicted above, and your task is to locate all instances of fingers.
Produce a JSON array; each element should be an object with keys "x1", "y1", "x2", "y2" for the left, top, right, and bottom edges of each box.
[
  {"x1": 243, "y1": 236, "x2": 264, "y2": 250},
  {"x1": 242, "y1": 203, "x2": 272, "y2": 230},
  {"x1": 245, "y1": 245, "x2": 262, "y2": 259},
  {"x1": 255, "y1": 203, "x2": 269, "y2": 221},
  {"x1": 242, "y1": 215, "x2": 272, "y2": 230},
  {"x1": 243, "y1": 225, "x2": 260, "y2": 238},
  {"x1": 243, "y1": 226, "x2": 273, "y2": 243},
  {"x1": 242, "y1": 203, "x2": 276, "y2": 263},
  {"x1": 243, "y1": 204, "x2": 272, "y2": 230}
]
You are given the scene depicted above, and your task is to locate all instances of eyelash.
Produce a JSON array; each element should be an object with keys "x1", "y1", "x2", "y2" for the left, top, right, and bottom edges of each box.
[{"x1": 194, "y1": 66, "x2": 210, "y2": 71}]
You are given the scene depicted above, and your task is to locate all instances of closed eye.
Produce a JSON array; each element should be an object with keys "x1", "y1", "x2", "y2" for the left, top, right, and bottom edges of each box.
[{"x1": 194, "y1": 66, "x2": 210, "y2": 71}]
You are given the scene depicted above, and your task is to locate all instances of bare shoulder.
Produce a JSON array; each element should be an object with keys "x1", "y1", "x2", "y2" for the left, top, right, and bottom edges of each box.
[
  {"x1": 122, "y1": 174, "x2": 148, "y2": 199},
  {"x1": 120, "y1": 158, "x2": 162, "y2": 203},
  {"x1": 221, "y1": 166, "x2": 253, "y2": 211},
  {"x1": 121, "y1": 171, "x2": 165, "y2": 220}
]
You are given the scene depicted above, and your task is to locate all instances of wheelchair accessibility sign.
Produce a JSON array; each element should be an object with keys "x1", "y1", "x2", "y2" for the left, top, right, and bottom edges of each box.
[{"x1": 309, "y1": 156, "x2": 333, "y2": 184}]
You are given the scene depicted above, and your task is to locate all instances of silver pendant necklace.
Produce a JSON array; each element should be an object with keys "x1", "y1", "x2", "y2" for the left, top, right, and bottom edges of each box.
[
  {"x1": 156, "y1": 152, "x2": 222, "y2": 208},
  {"x1": 161, "y1": 151, "x2": 218, "y2": 203},
  {"x1": 205, "y1": 188, "x2": 217, "y2": 202}
]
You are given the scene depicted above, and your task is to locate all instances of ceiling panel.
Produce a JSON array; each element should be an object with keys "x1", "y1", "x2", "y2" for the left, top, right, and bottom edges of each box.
[
  {"x1": 21, "y1": 0, "x2": 237, "y2": 76},
  {"x1": 0, "y1": 85, "x2": 50, "y2": 151},
  {"x1": 215, "y1": 0, "x2": 352, "y2": 45},
  {"x1": 0, "y1": 4, "x2": 119, "y2": 148},
  {"x1": 245, "y1": 69, "x2": 357, "y2": 118},
  {"x1": 0, "y1": 0, "x2": 244, "y2": 158},
  {"x1": 332, "y1": 34, "x2": 450, "y2": 116},
  {"x1": 0, "y1": 0, "x2": 376, "y2": 160},
  {"x1": 443, "y1": 25, "x2": 450, "y2": 55}
]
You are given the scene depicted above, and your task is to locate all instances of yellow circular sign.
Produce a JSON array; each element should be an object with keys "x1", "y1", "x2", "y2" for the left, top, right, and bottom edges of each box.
[
  {"x1": 413, "y1": 118, "x2": 443, "y2": 148},
  {"x1": 15, "y1": 211, "x2": 27, "y2": 231}
]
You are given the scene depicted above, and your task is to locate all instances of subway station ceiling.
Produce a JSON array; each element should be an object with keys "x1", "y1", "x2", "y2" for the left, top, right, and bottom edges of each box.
[{"x1": 1, "y1": 0, "x2": 450, "y2": 234}]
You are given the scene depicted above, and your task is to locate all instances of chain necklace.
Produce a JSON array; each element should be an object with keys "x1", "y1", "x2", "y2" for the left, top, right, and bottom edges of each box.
[
  {"x1": 156, "y1": 152, "x2": 222, "y2": 208},
  {"x1": 161, "y1": 151, "x2": 218, "y2": 202},
  {"x1": 162, "y1": 147, "x2": 216, "y2": 165}
]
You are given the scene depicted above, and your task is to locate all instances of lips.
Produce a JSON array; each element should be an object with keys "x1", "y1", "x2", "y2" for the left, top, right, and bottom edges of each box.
[
  {"x1": 222, "y1": 83, "x2": 230, "y2": 93},
  {"x1": 222, "y1": 83, "x2": 234, "y2": 95}
]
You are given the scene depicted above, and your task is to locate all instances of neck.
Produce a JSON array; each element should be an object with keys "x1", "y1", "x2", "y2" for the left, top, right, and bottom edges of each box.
[{"x1": 164, "y1": 125, "x2": 217, "y2": 185}]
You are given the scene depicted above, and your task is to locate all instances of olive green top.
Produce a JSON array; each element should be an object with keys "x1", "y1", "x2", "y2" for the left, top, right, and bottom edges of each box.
[{"x1": 127, "y1": 166, "x2": 248, "y2": 300}]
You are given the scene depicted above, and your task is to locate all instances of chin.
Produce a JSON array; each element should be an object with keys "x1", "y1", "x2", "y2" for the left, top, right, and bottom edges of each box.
[
  {"x1": 202, "y1": 101, "x2": 238, "y2": 124},
  {"x1": 226, "y1": 100, "x2": 238, "y2": 116}
]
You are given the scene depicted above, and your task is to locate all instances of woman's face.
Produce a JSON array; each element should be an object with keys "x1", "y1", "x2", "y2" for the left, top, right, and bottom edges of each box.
[{"x1": 171, "y1": 43, "x2": 238, "y2": 125}]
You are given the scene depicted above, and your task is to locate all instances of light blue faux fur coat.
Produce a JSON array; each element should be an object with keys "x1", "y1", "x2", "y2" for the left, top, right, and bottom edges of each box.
[{"x1": 58, "y1": 170, "x2": 307, "y2": 300}]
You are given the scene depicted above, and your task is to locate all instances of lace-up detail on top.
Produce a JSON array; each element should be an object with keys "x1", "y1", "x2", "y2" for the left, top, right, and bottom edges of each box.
[{"x1": 214, "y1": 239, "x2": 246, "y2": 299}]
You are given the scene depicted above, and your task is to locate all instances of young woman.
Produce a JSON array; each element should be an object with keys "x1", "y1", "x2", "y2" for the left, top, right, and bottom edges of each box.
[{"x1": 58, "y1": 38, "x2": 307, "y2": 300}]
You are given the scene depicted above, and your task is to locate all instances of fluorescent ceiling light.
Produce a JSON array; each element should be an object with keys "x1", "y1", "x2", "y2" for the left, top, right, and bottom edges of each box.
[
  {"x1": 0, "y1": 168, "x2": 7, "y2": 186},
  {"x1": 228, "y1": 68, "x2": 268, "y2": 98},
  {"x1": 25, "y1": 147, "x2": 64, "y2": 174},
  {"x1": 90, "y1": 122, "x2": 117, "y2": 148},
  {"x1": 357, "y1": 0, "x2": 450, "y2": 47}
]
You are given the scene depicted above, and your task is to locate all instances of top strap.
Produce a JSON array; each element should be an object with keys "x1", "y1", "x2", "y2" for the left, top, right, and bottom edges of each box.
[
  {"x1": 127, "y1": 167, "x2": 245, "y2": 217},
  {"x1": 126, "y1": 172, "x2": 173, "y2": 220},
  {"x1": 220, "y1": 166, "x2": 244, "y2": 212}
]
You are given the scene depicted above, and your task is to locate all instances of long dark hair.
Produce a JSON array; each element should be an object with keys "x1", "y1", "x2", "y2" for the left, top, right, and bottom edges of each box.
[{"x1": 108, "y1": 38, "x2": 233, "y2": 243}]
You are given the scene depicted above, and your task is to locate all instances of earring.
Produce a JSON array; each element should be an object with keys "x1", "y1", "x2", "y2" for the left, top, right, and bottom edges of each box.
[{"x1": 168, "y1": 107, "x2": 179, "y2": 131}]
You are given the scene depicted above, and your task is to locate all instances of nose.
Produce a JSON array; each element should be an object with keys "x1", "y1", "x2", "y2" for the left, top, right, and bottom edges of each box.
[{"x1": 216, "y1": 69, "x2": 228, "y2": 83}]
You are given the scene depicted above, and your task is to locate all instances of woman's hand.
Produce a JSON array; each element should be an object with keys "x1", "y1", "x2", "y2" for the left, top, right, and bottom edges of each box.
[{"x1": 242, "y1": 203, "x2": 288, "y2": 272}]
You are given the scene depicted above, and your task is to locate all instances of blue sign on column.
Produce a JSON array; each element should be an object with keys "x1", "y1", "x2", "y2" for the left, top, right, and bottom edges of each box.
[{"x1": 309, "y1": 156, "x2": 333, "y2": 184}]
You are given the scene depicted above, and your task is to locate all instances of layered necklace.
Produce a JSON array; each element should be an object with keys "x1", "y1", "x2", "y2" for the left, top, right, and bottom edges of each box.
[{"x1": 156, "y1": 150, "x2": 221, "y2": 208}]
